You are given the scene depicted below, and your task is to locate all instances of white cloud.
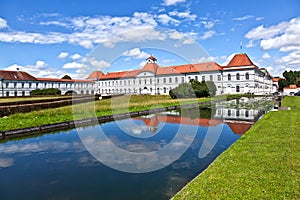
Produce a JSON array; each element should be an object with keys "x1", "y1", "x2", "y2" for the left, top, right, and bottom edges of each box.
[
  {"x1": 199, "y1": 30, "x2": 216, "y2": 40},
  {"x1": 169, "y1": 10, "x2": 197, "y2": 21},
  {"x1": 57, "y1": 52, "x2": 69, "y2": 59},
  {"x1": 163, "y1": 0, "x2": 186, "y2": 6},
  {"x1": 62, "y1": 62, "x2": 88, "y2": 69},
  {"x1": 157, "y1": 14, "x2": 180, "y2": 26},
  {"x1": 256, "y1": 17, "x2": 264, "y2": 21},
  {"x1": 40, "y1": 21, "x2": 69, "y2": 28},
  {"x1": 201, "y1": 21, "x2": 214, "y2": 29},
  {"x1": 245, "y1": 16, "x2": 300, "y2": 74},
  {"x1": 246, "y1": 40, "x2": 255, "y2": 48},
  {"x1": 70, "y1": 53, "x2": 82, "y2": 60},
  {"x1": 245, "y1": 20, "x2": 290, "y2": 40},
  {"x1": 0, "y1": 11, "x2": 196, "y2": 50},
  {"x1": 0, "y1": 17, "x2": 8, "y2": 29},
  {"x1": 233, "y1": 15, "x2": 253, "y2": 21},
  {"x1": 89, "y1": 58, "x2": 111, "y2": 70},
  {"x1": 275, "y1": 51, "x2": 300, "y2": 65},
  {"x1": 4, "y1": 60, "x2": 69, "y2": 78},
  {"x1": 122, "y1": 48, "x2": 149, "y2": 59},
  {"x1": 262, "y1": 53, "x2": 271, "y2": 59}
]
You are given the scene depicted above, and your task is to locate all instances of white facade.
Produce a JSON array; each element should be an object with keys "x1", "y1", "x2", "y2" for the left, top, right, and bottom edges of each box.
[
  {"x1": 89, "y1": 54, "x2": 274, "y2": 96},
  {"x1": 0, "y1": 73, "x2": 96, "y2": 97}
]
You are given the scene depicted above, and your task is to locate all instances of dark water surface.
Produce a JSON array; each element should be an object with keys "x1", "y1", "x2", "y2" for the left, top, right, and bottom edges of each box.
[{"x1": 0, "y1": 98, "x2": 271, "y2": 200}]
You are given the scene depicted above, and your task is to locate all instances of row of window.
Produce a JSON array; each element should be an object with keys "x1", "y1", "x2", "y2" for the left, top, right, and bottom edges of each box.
[
  {"x1": 1, "y1": 90, "x2": 94, "y2": 97},
  {"x1": 101, "y1": 87, "x2": 172, "y2": 94},
  {"x1": 227, "y1": 73, "x2": 250, "y2": 81},
  {"x1": 1, "y1": 82, "x2": 94, "y2": 89},
  {"x1": 100, "y1": 75, "x2": 221, "y2": 87},
  {"x1": 217, "y1": 109, "x2": 251, "y2": 118}
]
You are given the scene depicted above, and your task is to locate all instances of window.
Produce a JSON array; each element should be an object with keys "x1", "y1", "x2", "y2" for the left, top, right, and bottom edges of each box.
[
  {"x1": 246, "y1": 73, "x2": 249, "y2": 80},
  {"x1": 163, "y1": 78, "x2": 166, "y2": 84},
  {"x1": 218, "y1": 75, "x2": 221, "y2": 81},
  {"x1": 169, "y1": 77, "x2": 172, "y2": 83},
  {"x1": 228, "y1": 74, "x2": 231, "y2": 81},
  {"x1": 236, "y1": 73, "x2": 240, "y2": 80},
  {"x1": 236, "y1": 110, "x2": 240, "y2": 117},
  {"x1": 181, "y1": 77, "x2": 184, "y2": 83},
  {"x1": 157, "y1": 79, "x2": 159, "y2": 84},
  {"x1": 188, "y1": 76, "x2": 191, "y2": 81},
  {"x1": 139, "y1": 79, "x2": 141, "y2": 85},
  {"x1": 202, "y1": 76, "x2": 205, "y2": 81},
  {"x1": 228, "y1": 109, "x2": 231, "y2": 116},
  {"x1": 210, "y1": 75, "x2": 213, "y2": 81},
  {"x1": 145, "y1": 79, "x2": 147, "y2": 84},
  {"x1": 175, "y1": 77, "x2": 178, "y2": 83},
  {"x1": 150, "y1": 79, "x2": 152, "y2": 85},
  {"x1": 195, "y1": 76, "x2": 198, "y2": 81},
  {"x1": 236, "y1": 85, "x2": 240, "y2": 93},
  {"x1": 245, "y1": 110, "x2": 249, "y2": 117},
  {"x1": 163, "y1": 87, "x2": 166, "y2": 93}
]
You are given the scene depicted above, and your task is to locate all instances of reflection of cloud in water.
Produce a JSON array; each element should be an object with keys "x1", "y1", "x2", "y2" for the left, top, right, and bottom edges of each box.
[
  {"x1": 0, "y1": 158, "x2": 14, "y2": 168},
  {"x1": 0, "y1": 141, "x2": 85, "y2": 155},
  {"x1": 79, "y1": 126, "x2": 197, "y2": 173}
]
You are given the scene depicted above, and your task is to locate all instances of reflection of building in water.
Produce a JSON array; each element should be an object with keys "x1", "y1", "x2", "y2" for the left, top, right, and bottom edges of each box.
[
  {"x1": 135, "y1": 107, "x2": 263, "y2": 135},
  {"x1": 214, "y1": 98, "x2": 266, "y2": 122}
]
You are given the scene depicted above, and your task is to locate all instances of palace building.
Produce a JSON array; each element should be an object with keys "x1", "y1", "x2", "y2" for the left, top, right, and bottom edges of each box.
[
  {"x1": 0, "y1": 53, "x2": 276, "y2": 97},
  {"x1": 88, "y1": 53, "x2": 276, "y2": 96},
  {"x1": 0, "y1": 70, "x2": 95, "y2": 97}
]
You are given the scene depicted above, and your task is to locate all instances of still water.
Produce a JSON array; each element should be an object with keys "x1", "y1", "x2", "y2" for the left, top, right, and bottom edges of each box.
[{"x1": 0, "y1": 98, "x2": 272, "y2": 200}]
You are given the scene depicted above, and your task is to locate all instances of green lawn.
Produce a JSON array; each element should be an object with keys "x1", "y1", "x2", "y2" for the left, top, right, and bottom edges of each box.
[
  {"x1": 173, "y1": 96, "x2": 300, "y2": 199},
  {"x1": 0, "y1": 95, "x2": 211, "y2": 131},
  {"x1": 0, "y1": 96, "x2": 68, "y2": 103}
]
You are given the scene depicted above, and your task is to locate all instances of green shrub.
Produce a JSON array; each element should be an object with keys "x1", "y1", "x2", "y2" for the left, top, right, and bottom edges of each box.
[{"x1": 31, "y1": 88, "x2": 61, "y2": 96}]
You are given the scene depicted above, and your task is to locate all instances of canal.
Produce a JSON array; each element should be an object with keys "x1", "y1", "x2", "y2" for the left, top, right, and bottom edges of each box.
[{"x1": 0, "y1": 97, "x2": 272, "y2": 200}]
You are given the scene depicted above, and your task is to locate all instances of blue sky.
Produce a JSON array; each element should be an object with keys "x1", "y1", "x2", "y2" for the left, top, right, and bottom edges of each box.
[{"x1": 0, "y1": 0, "x2": 299, "y2": 78}]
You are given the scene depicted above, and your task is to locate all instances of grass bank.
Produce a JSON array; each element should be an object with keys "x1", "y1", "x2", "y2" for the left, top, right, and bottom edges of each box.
[
  {"x1": 0, "y1": 95, "x2": 212, "y2": 132},
  {"x1": 173, "y1": 96, "x2": 300, "y2": 199}
]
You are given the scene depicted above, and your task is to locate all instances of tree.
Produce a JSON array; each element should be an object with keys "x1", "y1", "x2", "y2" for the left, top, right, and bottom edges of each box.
[
  {"x1": 169, "y1": 79, "x2": 217, "y2": 99},
  {"x1": 169, "y1": 83, "x2": 195, "y2": 99},
  {"x1": 205, "y1": 81, "x2": 217, "y2": 97},
  {"x1": 61, "y1": 75, "x2": 72, "y2": 80},
  {"x1": 278, "y1": 70, "x2": 300, "y2": 91}
]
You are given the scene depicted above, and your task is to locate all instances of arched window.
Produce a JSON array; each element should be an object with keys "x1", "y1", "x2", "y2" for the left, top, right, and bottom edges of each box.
[
  {"x1": 245, "y1": 73, "x2": 249, "y2": 80},
  {"x1": 228, "y1": 74, "x2": 231, "y2": 81},
  {"x1": 236, "y1": 73, "x2": 240, "y2": 80}
]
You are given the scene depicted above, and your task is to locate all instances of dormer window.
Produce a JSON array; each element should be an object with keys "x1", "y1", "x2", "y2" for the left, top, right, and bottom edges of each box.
[{"x1": 146, "y1": 54, "x2": 157, "y2": 63}]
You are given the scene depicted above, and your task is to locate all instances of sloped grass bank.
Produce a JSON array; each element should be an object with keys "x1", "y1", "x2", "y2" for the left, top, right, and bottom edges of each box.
[
  {"x1": 0, "y1": 95, "x2": 211, "y2": 132},
  {"x1": 173, "y1": 96, "x2": 300, "y2": 199}
]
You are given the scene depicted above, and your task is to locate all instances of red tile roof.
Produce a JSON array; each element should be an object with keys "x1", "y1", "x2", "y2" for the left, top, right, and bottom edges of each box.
[
  {"x1": 37, "y1": 78, "x2": 93, "y2": 83},
  {"x1": 87, "y1": 53, "x2": 268, "y2": 80},
  {"x1": 87, "y1": 71, "x2": 104, "y2": 80},
  {"x1": 272, "y1": 77, "x2": 280, "y2": 82},
  {"x1": 226, "y1": 53, "x2": 256, "y2": 67},
  {"x1": 142, "y1": 63, "x2": 159, "y2": 73},
  {"x1": 0, "y1": 70, "x2": 37, "y2": 81},
  {"x1": 286, "y1": 84, "x2": 298, "y2": 89}
]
